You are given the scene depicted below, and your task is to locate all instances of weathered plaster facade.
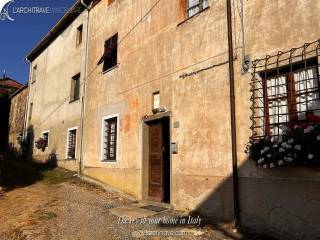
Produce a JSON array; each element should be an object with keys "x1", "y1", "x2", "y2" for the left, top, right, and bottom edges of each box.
[
  {"x1": 82, "y1": 1, "x2": 320, "y2": 239},
  {"x1": 82, "y1": 0, "x2": 234, "y2": 221},
  {"x1": 235, "y1": 1, "x2": 320, "y2": 239},
  {"x1": 26, "y1": 7, "x2": 88, "y2": 171},
  {"x1": 8, "y1": 87, "x2": 27, "y2": 152},
  {"x1": 25, "y1": 0, "x2": 320, "y2": 239}
]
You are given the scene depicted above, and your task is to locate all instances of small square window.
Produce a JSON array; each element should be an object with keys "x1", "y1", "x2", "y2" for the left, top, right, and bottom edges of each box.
[
  {"x1": 153, "y1": 92, "x2": 160, "y2": 110},
  {"x1": 102, "y1": 116, "x2": 118, "y2": 161}
]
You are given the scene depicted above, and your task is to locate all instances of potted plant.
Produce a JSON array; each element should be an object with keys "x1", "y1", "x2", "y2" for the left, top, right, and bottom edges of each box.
[{"x1": 35, "y1": 138, "x2": 48, "y2": 152}]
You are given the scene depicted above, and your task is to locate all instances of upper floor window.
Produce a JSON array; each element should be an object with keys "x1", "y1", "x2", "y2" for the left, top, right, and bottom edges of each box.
[
  {"x1": 70, "y1": 73, "x2": 80, "y2": 102},
  {"x1": 32, "y1": 65, "x2": 37, "y2": 83},
  {"x1": 187, "y1": 0, "x2": 209, "y2": 18},
  {"x1": 76, "y1": 25, "x2": 83, "y2": 46},
  {"x1": 98, "y1": 33, "x2": 118, "y2": 73},
  {"x1": 101, "y1": 115, "x2": 118, "y2": 162},
  {"x1": 250, "y1": 42, "x2": 320, "y2": 139}
]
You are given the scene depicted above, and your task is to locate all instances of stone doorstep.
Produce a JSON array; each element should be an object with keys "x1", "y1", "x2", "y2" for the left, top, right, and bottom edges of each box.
[
  {"x1": 109, "y1": 203, "x2": 160, "y2": 220},
  {"x1": 140, "y1": 200, "x2": 172, "y2": 210},
  {"x1": 109, "y1": 201, "x2": 174, "y2": 220}
]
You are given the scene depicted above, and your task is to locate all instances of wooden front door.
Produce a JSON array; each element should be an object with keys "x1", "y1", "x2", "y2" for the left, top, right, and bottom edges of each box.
[{"x1": 148, "y1": 123, "x2": 164, "y2": 202}]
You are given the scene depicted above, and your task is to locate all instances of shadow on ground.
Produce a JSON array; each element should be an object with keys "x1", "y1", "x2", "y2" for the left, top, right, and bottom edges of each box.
[{"x1": 0, "y1": 149, "x2": 75, "y2": 192}]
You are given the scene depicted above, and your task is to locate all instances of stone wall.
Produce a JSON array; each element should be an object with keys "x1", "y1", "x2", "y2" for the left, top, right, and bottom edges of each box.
[{"x1": 8, "y1": 88, "x2": 27, "y2": 153}]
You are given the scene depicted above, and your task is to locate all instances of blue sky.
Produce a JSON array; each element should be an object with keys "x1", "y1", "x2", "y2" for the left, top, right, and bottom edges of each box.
[{"x1": 0, "y1": 0, "x2": 76, "y2": 84}]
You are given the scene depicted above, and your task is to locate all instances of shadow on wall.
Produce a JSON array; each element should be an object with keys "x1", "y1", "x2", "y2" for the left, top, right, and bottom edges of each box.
[
  {"x1": 0, "y1": 96, "x2": 10, "y2": 147},
  {"x1": 158, "y1": 158, "x2": 320, "y2": 240}
]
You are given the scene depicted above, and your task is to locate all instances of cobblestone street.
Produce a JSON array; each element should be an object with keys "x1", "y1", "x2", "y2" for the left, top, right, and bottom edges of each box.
[{"x1": 0, "y1": 157, "x2": 249, "y2": 240}]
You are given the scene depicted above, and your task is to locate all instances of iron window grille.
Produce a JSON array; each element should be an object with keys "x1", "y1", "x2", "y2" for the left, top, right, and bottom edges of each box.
[
  {"x1": 102, "y1": 116, "x2": 118, "y2": 161},
  {"x1": 67, "y1": 129, "x2": 77, "y2": 159},
  {"x1": 186, "y1": 0, "x2": 209, "y2": 18},
  {"x1": 250, "y1": 40, "x2": 320, "y2": 139}
]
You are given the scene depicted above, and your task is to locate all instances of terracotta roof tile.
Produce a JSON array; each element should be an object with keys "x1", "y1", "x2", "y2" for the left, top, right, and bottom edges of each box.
[{"x1": 0, "y1": 78, "x2": 23, "y2": 89}]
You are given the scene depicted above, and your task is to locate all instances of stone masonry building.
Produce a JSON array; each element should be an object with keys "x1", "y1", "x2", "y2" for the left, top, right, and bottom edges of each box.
[{"x1": 8, "y1": 86, "x2": 28, "y2": 153}]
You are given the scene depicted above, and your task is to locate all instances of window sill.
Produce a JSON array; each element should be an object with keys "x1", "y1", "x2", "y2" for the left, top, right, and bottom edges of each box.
[
  {"x1": 69, "y1": 98, "x2": 80, "y2": 104},
  {"x1": 64, "y1": 158, "x2": 76, "y2": 161},
  {"x1": 102, "y1": 63, "x2": 119, "y2": 75},
  {"x1": 177, "y1": 7, "x2": 210, "y2": 27},
  {"x1": 101, "y1": 160, "x2": 117, "y2": 163}
]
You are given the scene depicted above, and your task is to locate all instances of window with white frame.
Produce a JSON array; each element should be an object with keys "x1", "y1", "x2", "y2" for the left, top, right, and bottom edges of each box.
[
  {"x1": 102, "y1": 115, "x2": 118, "y2": 161},
  {"x1": 186, "y1": 0, "x2": 209, "y2": 18},
  {"x1": 66, "y1": 128, "x2": 77, "y2": 159}
]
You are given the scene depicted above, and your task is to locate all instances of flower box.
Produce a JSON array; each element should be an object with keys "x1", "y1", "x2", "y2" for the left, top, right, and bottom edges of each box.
[{"x1": 246, "y1": 122, "x2": 320, "y2": 169}]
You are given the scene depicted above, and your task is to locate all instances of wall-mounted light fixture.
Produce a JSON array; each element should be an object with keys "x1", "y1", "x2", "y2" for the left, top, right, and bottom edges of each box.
[{"x1": 242, "y1": 54, "x2": 250, "y2": 74}]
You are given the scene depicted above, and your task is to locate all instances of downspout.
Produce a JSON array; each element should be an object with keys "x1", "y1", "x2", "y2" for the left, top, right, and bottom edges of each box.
[
  {"x1": 226, "y1": 0, "x2": 240, "y2": 228},
  {"x1": 23, "y1": 59, "x2": 32, "y2": 139},
  {"x1": 78, "y1": 0, "x2": 91, "y2": 175}
]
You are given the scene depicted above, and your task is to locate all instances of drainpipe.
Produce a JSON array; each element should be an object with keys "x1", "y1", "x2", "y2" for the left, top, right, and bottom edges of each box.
[
  {"x1": 23, "y1": 59, "x2": 32, "y2": 139},
  {"x1": 226, "y1": 0, "x2": 240, "y2": 228},
  {"x1": 78, "y1": 0, "x2": 91, "y2": 175}
]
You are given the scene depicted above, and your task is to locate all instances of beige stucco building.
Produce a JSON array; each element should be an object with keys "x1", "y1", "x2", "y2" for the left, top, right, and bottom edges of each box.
[
  {"x1": 25, "y1": 0, "x2": 320, "y2": 239},
  {"x1": 25, "y1": 2, "x2": 89, "y2": 171}
]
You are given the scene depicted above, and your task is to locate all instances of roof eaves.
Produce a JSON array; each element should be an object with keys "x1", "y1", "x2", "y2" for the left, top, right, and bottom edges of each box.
[
  {"x1": 26, "y1": 0, "x2": 85, "y2": 62},
  {"x1": 9, "y1": 85, "x2": 27, "y2": 99}
]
